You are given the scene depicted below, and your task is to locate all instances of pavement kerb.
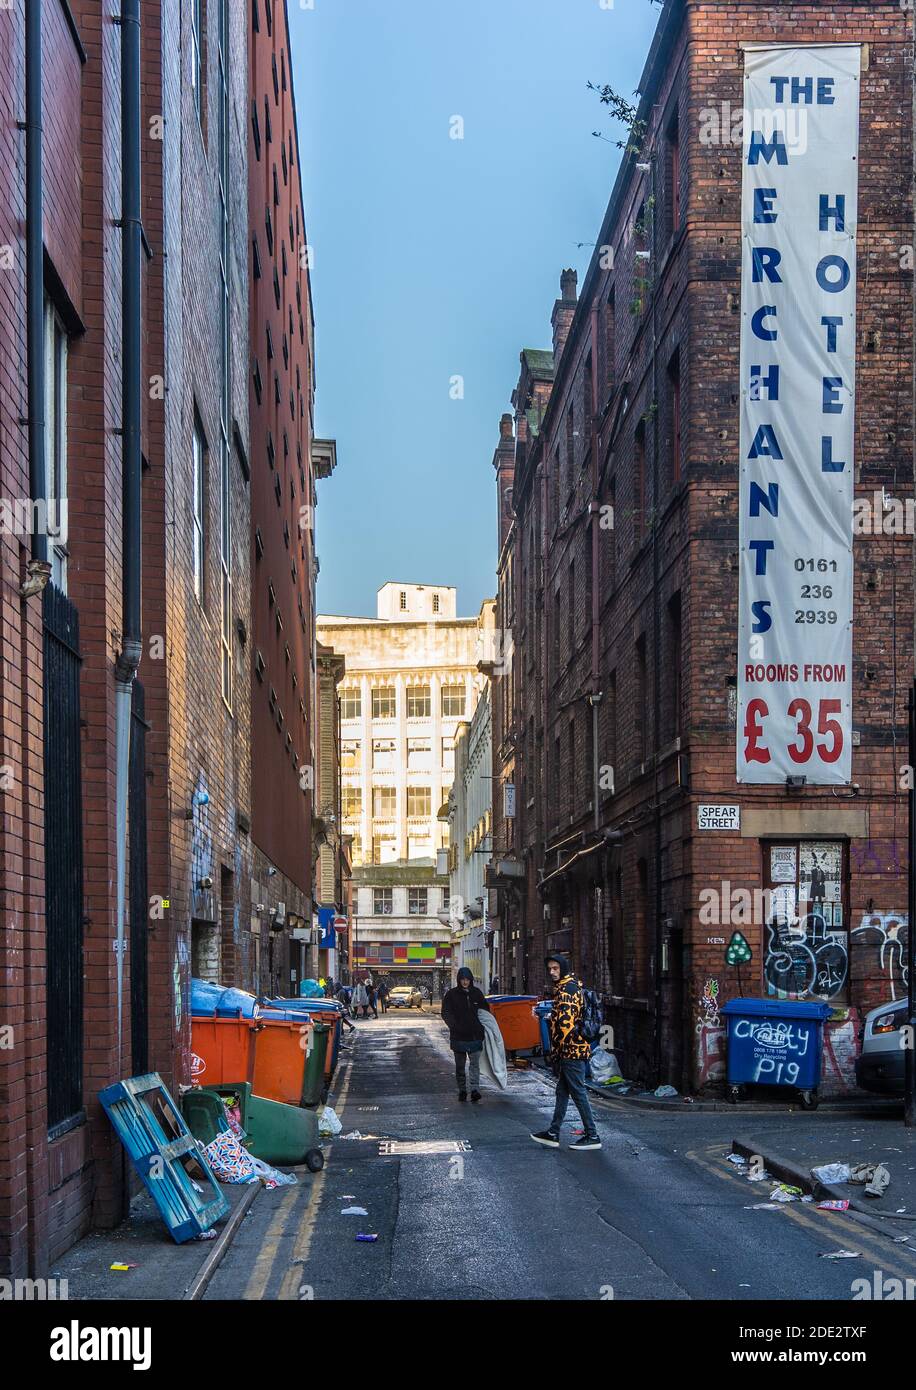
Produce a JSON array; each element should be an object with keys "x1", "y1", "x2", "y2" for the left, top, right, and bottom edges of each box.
[
  {"x1": 184, "y1": 1182, "x2": 261, "y2": 1300},
  {"x1": 583, "y1": 1082, "x2": 897, "y2": 1116},
  {"x1": 730, "y1": 1135, "x2": 916, "y2": 1245}
]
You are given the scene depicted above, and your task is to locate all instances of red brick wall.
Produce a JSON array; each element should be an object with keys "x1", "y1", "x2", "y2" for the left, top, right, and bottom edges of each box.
[
  {"x1": 248, "y1": 0, "x2": 316, "y2": 904},
  {"x1": 507, "y1": 0, "x2": 913, "y2": 1092}
]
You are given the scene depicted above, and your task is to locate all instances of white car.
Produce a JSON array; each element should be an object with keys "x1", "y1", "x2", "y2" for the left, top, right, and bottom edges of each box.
[
  {"x1": 389, "y1": 985, "x2": 422, "y2": 1009},
  {"x1": 856, "y1": 999, "x2": 909, "y2": 1095}
]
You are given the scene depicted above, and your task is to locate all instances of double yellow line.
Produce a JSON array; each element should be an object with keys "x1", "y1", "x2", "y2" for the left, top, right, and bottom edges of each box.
[{"x1": 242, "y1": 1044, "x2": 357, "y2": 1301}]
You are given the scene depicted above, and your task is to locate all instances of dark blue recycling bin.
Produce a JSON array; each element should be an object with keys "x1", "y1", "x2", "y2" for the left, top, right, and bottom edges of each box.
[
  {"x1": 721, "y1": 997, "x2": 832, "y2": 1107},
  {"x1": 534, "y1": 1001, "x2": 553, "y2": 1055}
]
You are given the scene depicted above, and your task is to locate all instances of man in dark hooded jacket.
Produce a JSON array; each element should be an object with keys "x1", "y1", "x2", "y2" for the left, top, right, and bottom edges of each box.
[
  {"x1": 530, "y1": 954, "x2": 601, "y2": 1151},
  {"x1": 441, "y1": 966, "x2": 491, "y2": 1102}
]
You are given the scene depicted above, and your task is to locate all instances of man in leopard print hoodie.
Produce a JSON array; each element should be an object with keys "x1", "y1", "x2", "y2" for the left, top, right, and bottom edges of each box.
[{"x1": 530, "y1": 954, "x2": 601, "y2": 1151}]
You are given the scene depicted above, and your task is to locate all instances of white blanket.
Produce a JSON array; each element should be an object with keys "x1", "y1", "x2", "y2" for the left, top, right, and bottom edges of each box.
[{"x1": 477, "y1": 1008, "x2": 508, "y2": 1090}]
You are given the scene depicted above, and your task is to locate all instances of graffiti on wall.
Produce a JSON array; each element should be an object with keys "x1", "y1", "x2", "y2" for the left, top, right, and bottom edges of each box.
[
  {"x1": 699, "y1": 978, "x2": 721, "y2": 1029},
  {"x1": 821, "y1": 1009, "x2": 860, "y2": 1095},
  {"x1": 852, "y1": 911, "x2": 909, "y2": 1001},
  {"x1": 696, "y1": 978, "x2": 726, "y2": 1086},
  {"x1": 764, "y1": 912, "x2": 849, "y2": 1000}
]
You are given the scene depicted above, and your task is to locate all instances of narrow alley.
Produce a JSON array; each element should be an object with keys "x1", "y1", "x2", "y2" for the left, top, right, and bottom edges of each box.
[{"x1": 204, "y1": 1012, "x2": 916, "y2": 1303}]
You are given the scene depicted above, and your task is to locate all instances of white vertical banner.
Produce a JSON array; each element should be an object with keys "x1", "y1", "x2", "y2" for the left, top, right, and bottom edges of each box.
[{"x1": 737, "y1": 46, "x2": 859, "y2": 785}]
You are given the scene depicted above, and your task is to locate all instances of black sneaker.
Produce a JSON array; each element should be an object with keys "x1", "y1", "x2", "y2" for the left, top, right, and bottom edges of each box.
[
  {"x1": 458, "y1": 1090, "x2": 468, "y2": 1102},
  {"x1": 530, "y1": 1130, "x2": 560, "y2": 1147},
  {"x1": 470, "y1": 1091, "x2": 481, "y2": 1103},
  {"x1": 569, "y1": 1135, "x2": 602, "y2": 1151}
]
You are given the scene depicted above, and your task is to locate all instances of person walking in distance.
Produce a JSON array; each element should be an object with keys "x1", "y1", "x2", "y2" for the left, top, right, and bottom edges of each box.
[
  {"x1": 351, "y1": 979, "x2": 368, "y2": 1018},
  {"x1": 531, "y1": 955, "x2": 601, "y2": 1151},
  {"x1": 377, "y1": 979, "x2": 390, "y2": 1014},
  {"x1": 441, "y1": 967, "x2": 490, "y2": 1102}
]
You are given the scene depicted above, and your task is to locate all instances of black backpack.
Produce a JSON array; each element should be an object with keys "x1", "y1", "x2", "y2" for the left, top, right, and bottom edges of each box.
[{"x1": 577, "y1": 986, "x2": 603, "y2": 1044}]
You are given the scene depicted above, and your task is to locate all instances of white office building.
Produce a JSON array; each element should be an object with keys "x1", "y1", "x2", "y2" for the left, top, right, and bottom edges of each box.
[{"x1": 317, "y1": 585, "x2": 494, "y2": 993}]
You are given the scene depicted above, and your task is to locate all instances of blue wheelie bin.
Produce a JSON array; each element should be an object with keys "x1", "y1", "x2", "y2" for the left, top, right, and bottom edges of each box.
[
  {"x1": 721, "y1": 997, "x2": 832, "y2": 1109},
  {"x1": 534, "y1": 1000, "x2": 553, "y2": 1057}
]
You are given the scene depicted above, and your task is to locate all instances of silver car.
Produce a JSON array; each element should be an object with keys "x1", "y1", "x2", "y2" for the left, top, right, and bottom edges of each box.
[{"x1": 855, "y1": 999, "x2": 909, "y2": 1094}]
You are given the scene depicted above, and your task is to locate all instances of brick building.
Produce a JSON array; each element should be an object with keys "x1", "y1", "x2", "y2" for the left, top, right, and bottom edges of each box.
[
  {"x1": 0, "y1": 0, "x2": 333, "y2": 1279},
  {"x1": 248, "y1": 0, "x2": 330, "y2": 994},
  {"x1": 493, "y1": 0, "x2": 913, "y2": 1094}
]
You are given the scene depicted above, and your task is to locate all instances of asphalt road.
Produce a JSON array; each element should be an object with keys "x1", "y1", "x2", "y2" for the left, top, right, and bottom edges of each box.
[{"x1": 204, "y1": 1012, "x2": 916, "y2": 1301}]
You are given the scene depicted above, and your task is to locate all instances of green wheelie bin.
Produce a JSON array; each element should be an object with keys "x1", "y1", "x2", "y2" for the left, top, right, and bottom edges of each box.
[
  {"x1": 182, "y1": 1083, "x2": 324, "y2": 1172},
  {"x1": 301, "y1": 1022, "x2": 330, "y2": 1107}
]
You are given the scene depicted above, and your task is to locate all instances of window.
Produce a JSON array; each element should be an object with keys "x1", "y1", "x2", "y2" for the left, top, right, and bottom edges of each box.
[
  {"x1": 191, "y1": 0, "x2": 203, "y2": 125},
  {"x1": 442, "y1": 888, "x2": 450, "y2": 911},
  {"x1": 634, "y1": 419, "x2": 646, "y2": 543},
  {"x1": 584, "y1": 352, "x2": 593, "y2": 441},
  {"x1": 340, "y1": 739, "x2": 361, "y2": 772},
  {"x1": 407, "y1": 786, "x2": 431, "y2": 819},
  {"x1": 372, "y1": 686, "x2": 396, "y2": 719},
  {"x1": 441, "y1": 736, "x2": 455, "y2": 773},
  {"x1": 341, "y1": 688, "x2": 361, "y2": 720},
  {"x1": 407, "y1": 737, "x2": 431, "y2": 770},
  {"x1": 372, "y1": 888, "x2": 393, "y2": 916},
  {"x1": 604, "y1": 290, "x2": 615, "y2": 395},
  {"x1": 342, "y1": 787, "x2": 361, "y2": 818},
  {"x1": 373, "y1": 787, "x2": 396, "y2": 820},
  {"x1": 432, "y1": 593, "x2": 440, "y2": 613},
  {"x1": 668, "y1": 113, "x2": 681, "y2": 236},
  {"x1": 409, "y1": 888, "x2": 428, "y2": 916},
  {"x1": 192, "y1": 414, "x2": 206, "y2": 605},
  {"x1": 372, "y1": 738, "x2": 396, "y2": 770},
  {"x1": 44, "y1": 299, "x2": 69, "y2": 590},
  {"x1": 441, "y1": 685, "x2": 464, "y2": 719},
  {"x1": 635, "y1": 635, "x2": 647, "y2": 763},
  {"x1": 349, "y1": 833, "x2": 362, "y2": 867},
  {"x1": 406, "y1": 685, "x2": 430, "y2": 719},
  {"x1": 667, "y1": 592, "x2": 682, "y2": 738},
  {"x1": 251, "y1": 101, "x2": 261, "y2": 159},
  {"x1": 565, "y1": 403, "x2": 575, "y2": 490},
  {"x1": 669, "y1": 350, "x2": 682, "y2": 483},
  {"x1": 407, "y1": 834, "x2": 433, "y2": 860},
  {"x1": 372, "y1": 836, "x2": 397, "y2": 866},
  {"x1": 399, "y1": 590, "x2": 407, "y2": 611}
]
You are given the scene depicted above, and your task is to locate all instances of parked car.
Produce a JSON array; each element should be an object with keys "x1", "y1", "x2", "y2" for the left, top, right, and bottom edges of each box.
[
  {"x1": 855, "y1": 999, "x2": 910, "y2": 1094},
  {"x1": 389, "y1": 985, "x2": 423, "y2": 1009}
]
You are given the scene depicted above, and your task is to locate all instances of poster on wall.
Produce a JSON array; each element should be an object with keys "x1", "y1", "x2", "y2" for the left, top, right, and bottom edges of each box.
[
  {"x1": 770, "y1": 845, "x2": 797, "y2": 882},
  {"x1": 799, "y1": 842, "x2": 842, "y2": 911},
  {"x1": 736, "y1": 45, "x2": 859, "y2": 785}
]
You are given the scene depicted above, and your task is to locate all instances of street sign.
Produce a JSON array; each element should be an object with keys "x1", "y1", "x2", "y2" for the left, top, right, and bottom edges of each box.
[{"x1": 697, "y1": 803, "x2": 740, "y2": 831}]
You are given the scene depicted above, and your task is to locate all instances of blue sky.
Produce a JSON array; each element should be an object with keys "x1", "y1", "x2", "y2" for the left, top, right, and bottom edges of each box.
[{"x1": 289, "y1": 0, "x2": 662, "y2": 619}]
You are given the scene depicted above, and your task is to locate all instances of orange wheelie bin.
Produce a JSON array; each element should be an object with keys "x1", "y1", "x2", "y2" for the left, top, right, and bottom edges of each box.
[
  {"x1": 190, "y1": 1015, "x2": 256, "y2": 1090},
  {"x1": 485, "y1": 995, "x2": 540, "y2": 1053},
  {"x1": 191, "y1": 1014, "x2": 315, "y2": 1106}
]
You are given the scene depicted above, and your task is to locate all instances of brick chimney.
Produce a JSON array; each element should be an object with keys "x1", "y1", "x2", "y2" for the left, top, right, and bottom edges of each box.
[
  {"x1": 493, "y1": 413, "x2": 516, "y2": 551},
  {"x1": 551, "y1": 268, "x2": 578, "y2": 362}
]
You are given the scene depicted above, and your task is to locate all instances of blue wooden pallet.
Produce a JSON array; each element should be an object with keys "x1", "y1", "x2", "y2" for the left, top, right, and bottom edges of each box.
[{"x1": 99, "y1": 1072, "x2": 230, "y2": 1244}]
